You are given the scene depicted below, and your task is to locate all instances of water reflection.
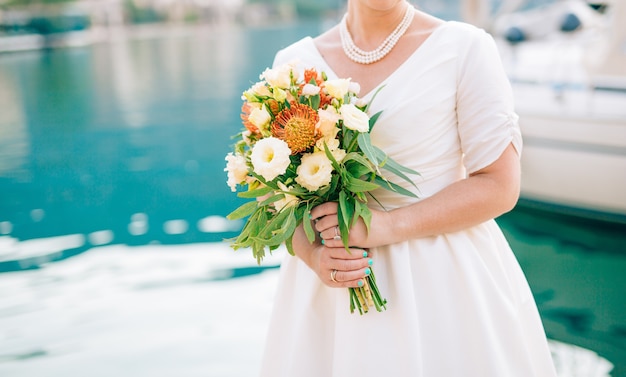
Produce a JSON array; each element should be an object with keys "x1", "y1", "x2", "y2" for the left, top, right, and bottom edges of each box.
[
  {"x1": 0, "y1": 23, "x2": 321, "y2": 246},
  {"x1": 0, "y1": 69, "x2": 30, "y2": 180}
]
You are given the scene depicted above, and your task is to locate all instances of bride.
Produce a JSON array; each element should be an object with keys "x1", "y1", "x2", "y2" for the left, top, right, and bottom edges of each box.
[{"x1": 259, "y1": 1, "x2": 558, "y2": 376}]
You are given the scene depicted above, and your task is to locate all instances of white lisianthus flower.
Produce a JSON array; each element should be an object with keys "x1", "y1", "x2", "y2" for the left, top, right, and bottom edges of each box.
[
  {"x1": 325, "y1": 78, "x2": 351, "y2": 100},
  {"x1": 274, "y1": 182, "x2": 299, "y2": 211},
  {"x1": 340, "y1": 103, "x2": 370, "y2": 133},
  {"x1": 251, "y1": 81, "x2": 272, "y2": 97},
  {"x1": 302, "y1": 83, "x2": 320, "y2": 96},
  {"x1": 224, "y1": 153, "x2": 249, "y2": 192},
  {"x1": 331, "y1": 148, "x2": 347, "y2": 163},
  {"x1": 316, "y1": 135, "x2": 340, "y2": 152},
  {"x1": 315, "y1": 135, "x2": 346, "y2": 163},
  {"x1": 248, "y1": 106, "x2": 272, "y2": 130},
  {"x1": 296, "y1": 151, "x2": 333, "y2": 192},
  {"x1": 348, "y1": 81, "x2": 361, "y2": 96},
  {"x1": 261, "y1": 64, "x2": 292, "y2": 89},
  {"x1": 355, "y1": 97, "x2": 369, "y2": 108},
  {"x1": 250, "y1": 137, "x2": 292, "y2": 181},
  {"x1": 316, "y1": 107, "x2": 341, "y2": 137}
]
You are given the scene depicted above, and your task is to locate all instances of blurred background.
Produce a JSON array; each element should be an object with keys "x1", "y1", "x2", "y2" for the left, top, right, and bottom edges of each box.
[{"x1": 0, "y1": 0, "x2": 624, "y2": 376}]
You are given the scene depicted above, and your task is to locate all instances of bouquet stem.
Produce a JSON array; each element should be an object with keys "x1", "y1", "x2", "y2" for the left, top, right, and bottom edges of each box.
[{"x1": 349, "y1": 269, "x2": 387, "y2": 315}]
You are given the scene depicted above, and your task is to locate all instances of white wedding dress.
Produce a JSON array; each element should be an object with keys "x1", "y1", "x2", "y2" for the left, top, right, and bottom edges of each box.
[{"x1": 259, "y1": 21, "x2": 557, "y2": 377}]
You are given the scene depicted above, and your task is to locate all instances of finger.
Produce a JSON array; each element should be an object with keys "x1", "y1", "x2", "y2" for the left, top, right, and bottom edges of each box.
[
  {"x1": 311, "y1": 202, "x2": 338, "y2": 221},
  {"x1": 320, "y1": 224, "x2": 341, "y2": 241},
  {"x1": 327, "y1": 247, "x2": 370, "y2": 261},
  {"x1": 315, "y1": 215, "x2": 339, "y2": 234},
  {"x1": 332, "y1": 267, "x2": 374, "y2": 288}
]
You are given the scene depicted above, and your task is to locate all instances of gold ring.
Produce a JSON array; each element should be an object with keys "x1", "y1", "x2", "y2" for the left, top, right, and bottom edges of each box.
[{"x1": 330, "y1": 269, "x2": 338, "y2": 282}]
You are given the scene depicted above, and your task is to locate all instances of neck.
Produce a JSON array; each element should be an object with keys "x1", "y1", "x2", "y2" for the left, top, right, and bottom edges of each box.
[{"x1": 346, "y1": 1, "x2": 409, "y2": 50}]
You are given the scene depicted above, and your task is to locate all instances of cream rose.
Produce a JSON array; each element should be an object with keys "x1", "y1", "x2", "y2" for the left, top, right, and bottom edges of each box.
[
  {"x1": 261, "y1": 64, "x2": 292, "y2": 89},
  {"x1": 224, "y1": 153, "x2": 249, "y2": 192},
  {"x1": 324, "y1": 78, "x2": 351, "y2": 100},
  {"x1": 316, "y1": 107, "x2": 341, "y2": 137},
  {"x1": 250, "y1": 137, "x2": 292, "y2": 181},
  {"x1": 296, "y1": 151, "x2": 333, "y2": 192},
  {"x1": 340, "y1": 103, "x2": 370, "y2": 133},
  {"x1": 248, "y1": 106, "x2": 271, "y2": 130}
]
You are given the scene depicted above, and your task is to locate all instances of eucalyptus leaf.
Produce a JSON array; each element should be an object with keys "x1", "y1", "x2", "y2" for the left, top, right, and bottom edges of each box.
[
  {"x1": 344, "y1": 174, "x2": 380, "y2": 193},
  {"x1": 373, "y1": 176, "x2": 418, "y2": 198},
  {"x1": 357, "y1": 132, "x2": 379, "y2": 166},
  {"x1": 227, "y1": 201, "x2": 259, "y2": 220},
  {"x1": 237, "y1": 185, "x2": 274, "y2": 199},
  {"x1": 303, "y1": 205, "x2": 316, "y2": 244}
]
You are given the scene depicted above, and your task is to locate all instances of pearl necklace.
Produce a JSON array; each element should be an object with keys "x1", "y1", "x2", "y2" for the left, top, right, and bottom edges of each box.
[{"x1": 340, "y1": 5, "x2": 415, "y2": 65}]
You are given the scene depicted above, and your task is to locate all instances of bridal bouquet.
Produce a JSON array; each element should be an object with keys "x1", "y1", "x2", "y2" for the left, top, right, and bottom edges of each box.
[{"x1": 225, "y1": 62, "x2": 418, "y2": 314}]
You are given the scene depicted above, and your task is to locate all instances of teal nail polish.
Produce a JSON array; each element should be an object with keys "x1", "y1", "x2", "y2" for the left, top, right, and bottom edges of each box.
[
  {"x1": 368, "y1": 259, "x2": 373, "y2": 266},
  {"x1": 364, "y1": 268, "x2": 371, "y2": 275},
  {"x1": 362, "y1": 251, "x2": 368, "y2": 258},
  {"x1": 321, "y1": 239, "x2": 325, "y2": 245},
  {"x1": 308, "y1": 213, "x2": 312, "y2": 219},
  {"x1": 358, "y1": 280, "x2": 364, "y2": 287}
]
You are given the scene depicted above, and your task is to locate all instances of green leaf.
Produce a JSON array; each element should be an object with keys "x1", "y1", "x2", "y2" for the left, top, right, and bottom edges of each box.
[
  {"x1": 310, "y1": 94, "x2": 320, "y2": 110},
  {"x1": 338, "y1": 191, "x2": 351, "y2": 231},
  {"x1": 359, "y1": 204, "x2": 372, "y2": 234},
  {"x1": 364, "y1": 85, "x2": 385, "y2": 113},
  {"x1": 303, "y1": 205, "x2": 316, "y2": 244},
  {"x1": 259, "y1": 193, "x2": 284, "y2": 206},
  {"x1": 375, "y1": 148, "x2": 419, "y2": 176},
  {"x1": 344, "y1": 174, "x2": 380, "y2": 193},
  {"x1": 373, "y1": 176, "x2": 418, "y2": 198},
  {"x1": 237, "y1": 185, "x2": 274, "y2": 199},
  {"x1": 368, "y1": 110, "x2": 383, "y2": 132},
  {"x1": 226, "y1": 201, "x2": 259, "y2": 220},
  {"x1": 337, "y1": 192, "x2": 353, "y2": 250},
  {"x1": 357, "y1": 132, "x2": 379, "y2": 166},
  {"x1": 254, "y1": 206, "x2": 297, "y2": 247},
  {"x1": 285, "y1": 235, "x2": 295, "y2": 256},
  {"x1": 322, "y1": 142, "x2": 342, "y2": 172}
]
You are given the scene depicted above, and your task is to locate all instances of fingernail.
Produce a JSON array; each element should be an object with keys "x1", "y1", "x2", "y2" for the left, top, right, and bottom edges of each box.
[
  {"x1": 364, "y1": 268, "x2": 371, "y2": 275},
  {"x1": 362, "y1": 251, "x2": 368, "y2": 258},
  {"x1": 358, "y1": 280, "x2": 364, "y2": 287},
  {"x1": 308, "y1": 213, "x2": 312, "y2": 219},
  {"x1": 368, "y1": 259, "x2": 373, "y2": 266},
  {"x1": 321, "y1": 239, "x2": 325, "y2": 245}
]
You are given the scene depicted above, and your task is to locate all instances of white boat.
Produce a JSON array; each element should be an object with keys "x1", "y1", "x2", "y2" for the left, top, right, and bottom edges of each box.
[{"x1": 469, "y1": 0, "x2": 626, "y2": 223}]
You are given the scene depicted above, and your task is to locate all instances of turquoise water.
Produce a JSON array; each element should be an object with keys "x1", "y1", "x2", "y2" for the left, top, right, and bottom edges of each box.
[{"x1": 0, "y1": 21, "x2": 624, "y2": 375}]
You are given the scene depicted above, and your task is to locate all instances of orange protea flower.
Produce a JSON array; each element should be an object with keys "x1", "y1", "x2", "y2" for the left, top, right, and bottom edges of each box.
[
  {"x1": 241, "y1": 103, "x2": 260, "y2": 135},
  {"x1": 271, "y1": 102, "x2": 320, "y2": 154}
]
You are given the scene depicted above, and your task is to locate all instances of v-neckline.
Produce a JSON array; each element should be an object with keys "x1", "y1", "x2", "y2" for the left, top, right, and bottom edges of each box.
[{"x1": 305, "y1": 21, "x2": 451, "y2": 99}]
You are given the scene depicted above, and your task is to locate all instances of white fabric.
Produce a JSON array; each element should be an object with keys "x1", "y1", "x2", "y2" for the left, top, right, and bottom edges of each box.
[{"x1": 260, "y1": 21, "x2": 557, "y2": 377}]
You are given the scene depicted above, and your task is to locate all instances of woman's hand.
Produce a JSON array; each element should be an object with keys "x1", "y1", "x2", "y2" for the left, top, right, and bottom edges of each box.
[
  {"x1": 291, "y1": 223, "x2": 372, "y2": 288},
  {"x1": 311, "y1": 202, "x2": 393, "y2": 249},
  {"x1": 309, "y1": 243, "x2": 373, "y2": 288}
]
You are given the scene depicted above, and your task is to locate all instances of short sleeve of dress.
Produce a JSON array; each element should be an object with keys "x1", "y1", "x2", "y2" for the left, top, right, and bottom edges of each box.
[{"x1": 456, "y1": 26, "x2": 522, "y2": 174}]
